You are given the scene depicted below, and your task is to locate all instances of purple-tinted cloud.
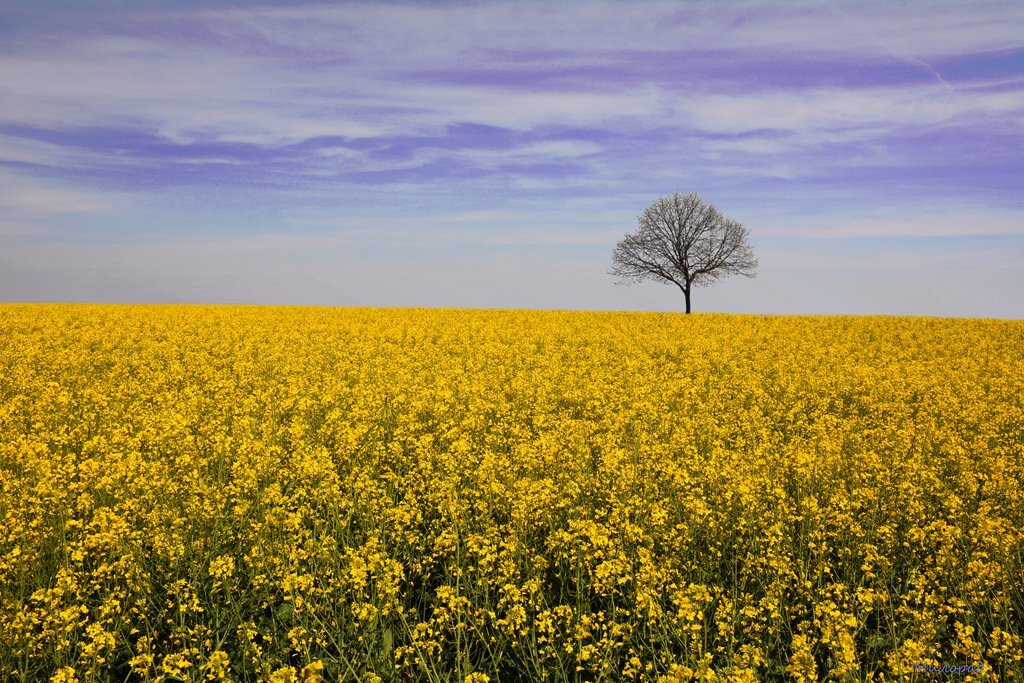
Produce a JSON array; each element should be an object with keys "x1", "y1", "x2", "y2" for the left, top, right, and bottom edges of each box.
[
  {"x1": 932, "y1": 47, "x2": 1024, "y2": 83},
  {"x1": 0, "y1": 0, "x2": 1021, "y2": 314},
  {"x1": 406, "y1": 49, "x2": 951, "y2": 92}
]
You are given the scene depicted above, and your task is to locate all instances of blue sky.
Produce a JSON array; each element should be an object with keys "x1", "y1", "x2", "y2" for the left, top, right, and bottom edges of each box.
[{"x1": 1, "y1": 1, "x2": 1022, "y2": 316}]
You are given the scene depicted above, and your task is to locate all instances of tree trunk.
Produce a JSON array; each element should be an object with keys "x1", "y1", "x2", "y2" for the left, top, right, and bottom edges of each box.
[{"x1": 684, "y1": 287, "x2": 691, "y2": 314}]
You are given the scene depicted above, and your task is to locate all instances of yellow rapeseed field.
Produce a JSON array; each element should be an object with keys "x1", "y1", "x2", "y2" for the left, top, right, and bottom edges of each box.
[{"x1": 1, "y1": 304, "x2": 1022, "y2": 682}]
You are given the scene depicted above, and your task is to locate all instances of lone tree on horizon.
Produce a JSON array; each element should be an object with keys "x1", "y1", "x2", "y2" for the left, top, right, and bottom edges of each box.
[{"x1": 610, "y1": 192, "x2": 758, "y2": 313}]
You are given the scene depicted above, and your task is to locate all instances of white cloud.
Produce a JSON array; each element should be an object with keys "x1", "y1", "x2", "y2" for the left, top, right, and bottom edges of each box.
[
  {"x1": 0, "y1": 170, "x2": 126, "y2": 215},
  {"x1": 438, "y1": 211, "x2": 519, "y2": 223},
  {"x1": 758, "y1": 208, "x2": 1024, "y2": 239},
  {"x1": 0, "y1": 134, "x2": 79, "y2": 167},
  {"x1": 676, "y1": 86, "x2": 1023, "y2": 136},
  {"x1": 483, "y1": 229, "x2": 621, "y2": 246},
  {"x1": 389, "y1": 85, "x2": 663, "y2": 132},
  {"x1": 198, "y1": 1, "x2": 1024, "y2": 62},
  {"x1": 5, "y1": 2, "x2": 1019, "y2": 150}
]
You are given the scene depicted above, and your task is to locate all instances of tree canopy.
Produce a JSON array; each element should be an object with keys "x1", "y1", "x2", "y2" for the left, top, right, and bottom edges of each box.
[{"x1": 610, "y1": 192, "x2": 758, "y2": 313}]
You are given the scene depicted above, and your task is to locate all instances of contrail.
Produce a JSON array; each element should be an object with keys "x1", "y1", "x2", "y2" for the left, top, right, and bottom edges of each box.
[{"x1": 823, "y1": 0, "x2": 954, "y2": 89}]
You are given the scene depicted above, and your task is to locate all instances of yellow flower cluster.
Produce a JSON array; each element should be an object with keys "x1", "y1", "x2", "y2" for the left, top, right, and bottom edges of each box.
[{"x1": 1, "y1": 304, "x2": 1022, "y2": 681}]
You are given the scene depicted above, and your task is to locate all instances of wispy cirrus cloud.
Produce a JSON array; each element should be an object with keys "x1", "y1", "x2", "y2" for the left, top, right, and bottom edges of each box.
[
  {"x1": 0, "y1": 169, "x2": 125, "y2": 215},
  {"x1": 0, "y1": 1, "x2": 1021, "y2": 314},
  {"x1": 3, "y1": 2, "x2": 1020, "y2": 161}
]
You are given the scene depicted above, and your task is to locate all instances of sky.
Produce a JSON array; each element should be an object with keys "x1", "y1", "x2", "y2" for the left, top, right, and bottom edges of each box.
[{"x1": 1, "y1": 0, "x2": 1022, "y2": 317}]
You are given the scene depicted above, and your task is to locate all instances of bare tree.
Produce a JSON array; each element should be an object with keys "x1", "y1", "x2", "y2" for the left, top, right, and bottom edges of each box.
[{"x1": 610, "y1": 192, "x2": 758, "y2": 313}]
